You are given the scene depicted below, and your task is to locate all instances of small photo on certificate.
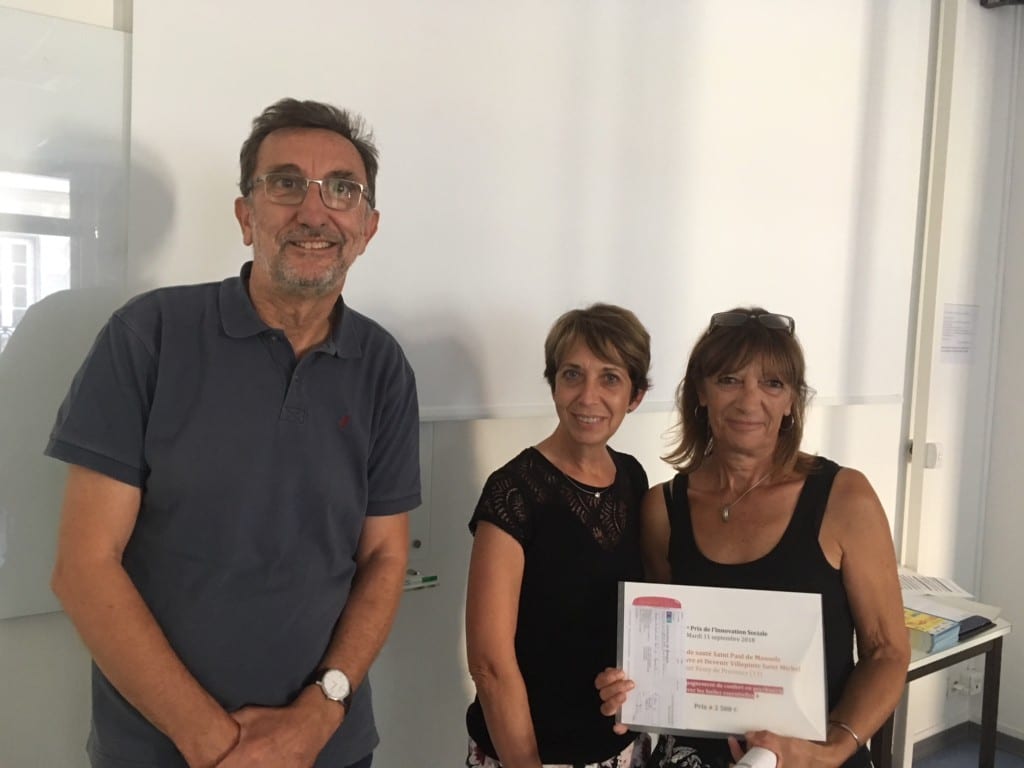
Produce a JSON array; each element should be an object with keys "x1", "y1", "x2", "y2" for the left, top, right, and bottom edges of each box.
[{"x1": 616, "y1": 581, "x2": 827, "y2": 740}]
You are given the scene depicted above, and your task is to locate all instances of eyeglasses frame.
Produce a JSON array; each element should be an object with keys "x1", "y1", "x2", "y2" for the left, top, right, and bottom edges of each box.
[{"x1": 250, "y1": 172, "x2": 374, "y2": 211}]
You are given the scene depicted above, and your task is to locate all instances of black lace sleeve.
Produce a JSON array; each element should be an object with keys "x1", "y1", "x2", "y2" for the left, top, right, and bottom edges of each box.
[
  {"x1": 624, "y1": 452, "x2": 650, "y2": 497},
  {"x1": 468, "y1": 466, "x2": 533, "y2": 546},
  {"x1": 611, "y1": 449, "x2": 649, "y2": 502}
]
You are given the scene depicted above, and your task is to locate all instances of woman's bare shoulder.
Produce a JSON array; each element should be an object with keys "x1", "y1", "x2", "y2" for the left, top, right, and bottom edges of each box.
[{"x1": 823, "y1": 466, "x2": 890, "y2": 543}]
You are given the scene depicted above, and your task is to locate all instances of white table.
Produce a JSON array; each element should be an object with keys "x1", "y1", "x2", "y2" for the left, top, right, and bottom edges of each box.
[{"x1": 869, "y1": 618, "x2": 1012, "y2": 768}]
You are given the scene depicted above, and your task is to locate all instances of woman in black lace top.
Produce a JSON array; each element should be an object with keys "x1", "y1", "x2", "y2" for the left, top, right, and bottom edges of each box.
[
  {"x1": 597, "y1": 308, "x2": 909, "y2": 768},
  {"x1": 465, "y1": 304, "x2": 654, "y2": 768}
]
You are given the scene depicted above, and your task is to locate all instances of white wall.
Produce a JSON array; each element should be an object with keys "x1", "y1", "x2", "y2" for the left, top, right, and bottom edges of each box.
[
  {"x1": 127, "y1": 0, "x2": 930, "y2": 420},
  {"x1": 979, "y1": 4, "x2": 1024, "y2": 742},
  {"x1": 906, "y1": 0, "x2": 1023, "y2": 747},
  {"x1": 0, "y1": 0, "x2": 117, "y2": 27}
]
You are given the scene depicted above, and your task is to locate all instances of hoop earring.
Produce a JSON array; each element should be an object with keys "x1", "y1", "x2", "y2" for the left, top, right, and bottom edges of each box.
[
  {"x1": 780, "y1": 414, "x2": 795, "y2": 432},
  {"x1": 694, "y1": 405, "x2": 708, "y2": 423}
]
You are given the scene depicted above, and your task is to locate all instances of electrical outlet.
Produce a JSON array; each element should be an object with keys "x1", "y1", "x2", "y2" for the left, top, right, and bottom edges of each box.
[
  {"x1": 947, "y1": 670, "x2": 968, "y2": 696},
  {"x1": 968, "y1": 669, "x2": 984, "y2": 696}
]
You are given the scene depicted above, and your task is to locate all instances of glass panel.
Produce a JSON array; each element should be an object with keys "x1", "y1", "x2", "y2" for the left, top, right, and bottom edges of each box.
[
  {"x1": 37, "y1": 235, "x2": 71, "y2": 299},
  {"x1": 0, "y1": 172, "x2": 70, "y2": 219},
  {"x1": 0, "y1": 232, "x2": 71, "y2": 336},
  {"x1": 0, "y1": 7, "x2": 129, "y2": 622}
]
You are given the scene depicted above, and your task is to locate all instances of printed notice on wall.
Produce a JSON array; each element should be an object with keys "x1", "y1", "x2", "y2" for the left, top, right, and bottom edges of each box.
[
  {"x1": 940, "y1": 303, "x2": 978, "y2": 364},
  {"x1": 617, "y1": 582, "x2": 826, "y2": 739}
]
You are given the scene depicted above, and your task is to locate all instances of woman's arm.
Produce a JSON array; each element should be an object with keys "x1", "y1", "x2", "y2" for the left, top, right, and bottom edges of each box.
[
  {"x1": 465, "y1": 522, "x2": 543, "y2": 768},
  {"x1": 740, "y1": 468, "x2": 910, "y2": 767},
  {"x1": 640, "y1": 484, "x2": 672, "y2": 583},
  {"x1": 824, "y1": 468, "x2": 910, "y2": 755}
]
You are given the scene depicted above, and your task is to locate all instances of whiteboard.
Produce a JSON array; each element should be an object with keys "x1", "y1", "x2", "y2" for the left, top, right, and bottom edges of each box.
[
  {"x1": 130, "y1": 1, "x2": 931, "y2": 418},
  {"x1": 0, "y1": 7, "x2": 130, "y2": 619}
]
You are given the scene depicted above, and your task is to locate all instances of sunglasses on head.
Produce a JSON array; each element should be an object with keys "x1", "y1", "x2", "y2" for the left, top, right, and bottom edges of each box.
[{"x1": 709, "y1": 311, "x2": 796, "y2": 335}]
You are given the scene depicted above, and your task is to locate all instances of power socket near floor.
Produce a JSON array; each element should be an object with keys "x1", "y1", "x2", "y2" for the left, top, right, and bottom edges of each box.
[{"x1": 947, "y1": 664, "x2": 983, "y2": 696}]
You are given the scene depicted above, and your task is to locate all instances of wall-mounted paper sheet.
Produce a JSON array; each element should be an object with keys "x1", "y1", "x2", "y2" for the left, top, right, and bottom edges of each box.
[{"x1": 617, "y1": 581, "x2": 826, "y2": 739}]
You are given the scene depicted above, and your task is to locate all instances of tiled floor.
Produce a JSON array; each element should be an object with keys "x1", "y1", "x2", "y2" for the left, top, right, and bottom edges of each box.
[{"x1": 912, "y1": 738, "x2": 1024, "y2": 767}]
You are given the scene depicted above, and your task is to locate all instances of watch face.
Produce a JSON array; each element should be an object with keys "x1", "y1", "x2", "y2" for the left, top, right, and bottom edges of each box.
[{"x1": 320, "y1": 669, "x2": 351, "y2": 701}]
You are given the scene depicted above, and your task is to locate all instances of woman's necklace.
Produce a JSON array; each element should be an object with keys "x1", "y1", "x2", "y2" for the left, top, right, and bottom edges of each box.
[
  {"x1": 720, "y1": 472, "x2": 771, "y2": 522},
  {"x1": 563, "y1": 472, "x2": 613, "y2": 500}
]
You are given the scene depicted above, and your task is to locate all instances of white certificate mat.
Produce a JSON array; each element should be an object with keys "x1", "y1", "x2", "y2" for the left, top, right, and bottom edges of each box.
[{"x1": 617, "y1": 582, "x2": 826, "y2": 739}]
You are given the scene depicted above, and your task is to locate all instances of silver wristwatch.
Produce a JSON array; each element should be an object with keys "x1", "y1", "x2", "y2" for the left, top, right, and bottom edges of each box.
[{"x1": 315, "y1": 668, "x2": 352, "y2": 712}]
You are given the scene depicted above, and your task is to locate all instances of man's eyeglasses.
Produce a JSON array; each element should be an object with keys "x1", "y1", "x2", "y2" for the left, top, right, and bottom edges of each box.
[
  {"x1": 709, "y1": 311, "x2": 796, "y2": 335},
  {"x1": 251, "y1": 172, "x2": 373, "y2": 211}
]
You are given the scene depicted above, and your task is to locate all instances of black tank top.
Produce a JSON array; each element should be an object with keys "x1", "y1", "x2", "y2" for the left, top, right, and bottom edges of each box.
[{"x1": 663, "y1": 457, "x2": 869, "y2": 768}]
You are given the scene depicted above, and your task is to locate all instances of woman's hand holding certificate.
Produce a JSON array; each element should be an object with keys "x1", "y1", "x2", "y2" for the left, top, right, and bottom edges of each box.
[{"x1": 615, "y1": 582, "x2": 827, "y2": 740}]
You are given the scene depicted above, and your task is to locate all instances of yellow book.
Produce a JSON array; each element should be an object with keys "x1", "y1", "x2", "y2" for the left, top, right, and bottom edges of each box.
[{"x1": 904, "y1": 607, "x2": 959, "y2": 653}]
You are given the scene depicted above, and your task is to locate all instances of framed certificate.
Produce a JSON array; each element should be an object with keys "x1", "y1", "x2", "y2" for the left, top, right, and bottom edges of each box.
[{"x1": 617, "y1": 581, "x2": 827, "y2": 739}]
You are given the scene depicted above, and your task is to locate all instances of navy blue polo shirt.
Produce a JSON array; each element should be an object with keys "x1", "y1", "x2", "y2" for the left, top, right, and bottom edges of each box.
[{"x1": 46, "y1": 262, "x2": 421, "y2": 767}]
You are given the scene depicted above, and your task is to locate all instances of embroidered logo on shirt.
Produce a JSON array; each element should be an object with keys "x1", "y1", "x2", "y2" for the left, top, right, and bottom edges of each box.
[{"x1": 337, "y1": 415, "x2": 351, "y2": 430}]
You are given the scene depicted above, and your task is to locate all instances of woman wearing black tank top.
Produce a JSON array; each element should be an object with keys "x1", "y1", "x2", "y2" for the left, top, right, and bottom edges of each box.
[{"x1": 596, "y1": 308, "x2": 909, "y2": 768}]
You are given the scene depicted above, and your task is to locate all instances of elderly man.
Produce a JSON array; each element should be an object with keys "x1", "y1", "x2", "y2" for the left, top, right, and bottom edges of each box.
[{"x1": 47, "y1": 99, "x2": 419, "y2": 768}]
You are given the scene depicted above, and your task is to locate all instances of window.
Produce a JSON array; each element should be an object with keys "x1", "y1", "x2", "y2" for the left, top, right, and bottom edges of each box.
[{"x1": 0, "y1": 172, "x2": 71, "y2": 352}]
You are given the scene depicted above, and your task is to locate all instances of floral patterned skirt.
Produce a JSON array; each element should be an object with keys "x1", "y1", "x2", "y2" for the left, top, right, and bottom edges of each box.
[
  {"x1": 466, "y1": 733, "x2": 653, "y2": 768},
  {"x1": 645, "y1": 734, "x2": 722, "y2": 768}
]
